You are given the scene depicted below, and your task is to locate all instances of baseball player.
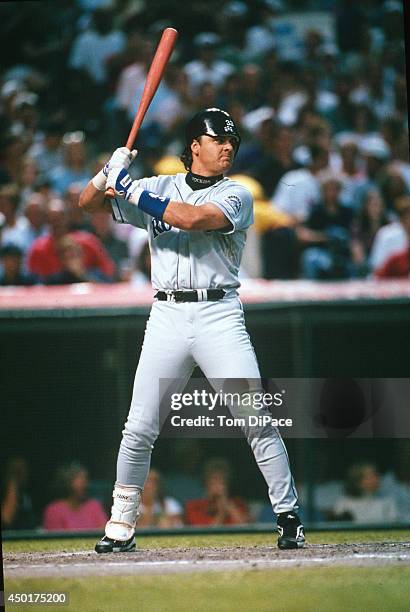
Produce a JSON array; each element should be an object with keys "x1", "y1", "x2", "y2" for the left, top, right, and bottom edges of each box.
[{"x1": 79, "y1": 108, "x2": 305, "y2": 552}]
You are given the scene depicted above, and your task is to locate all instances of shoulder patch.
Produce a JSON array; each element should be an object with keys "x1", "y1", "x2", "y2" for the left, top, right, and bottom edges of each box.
[{"x1": 224, "y1": 194, "x2": 242, "y2": 215}]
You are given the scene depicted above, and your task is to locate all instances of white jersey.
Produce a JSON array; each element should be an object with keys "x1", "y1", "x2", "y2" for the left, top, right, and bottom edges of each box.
[{"x1": 111, "y1": 173, "x2": 253, "y2": 292}]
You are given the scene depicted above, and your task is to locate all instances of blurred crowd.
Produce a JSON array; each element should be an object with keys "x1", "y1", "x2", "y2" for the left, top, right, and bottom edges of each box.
[
  {"x1": 3, "y1": 446, "x2": 410, "y2": 531},
  {"x1": 0, "y1": 0, "x2": 409, "y2": 285}
]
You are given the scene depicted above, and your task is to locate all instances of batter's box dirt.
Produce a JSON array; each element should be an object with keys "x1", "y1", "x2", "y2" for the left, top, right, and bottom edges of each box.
[{"x1": 4, "y1": 542, "x2": 410, "y2": 578}]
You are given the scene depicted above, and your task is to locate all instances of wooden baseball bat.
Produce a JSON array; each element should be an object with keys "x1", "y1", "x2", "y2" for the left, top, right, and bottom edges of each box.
[{"x1": 105, "y1": 27, "x2": 178, "y2": 198}]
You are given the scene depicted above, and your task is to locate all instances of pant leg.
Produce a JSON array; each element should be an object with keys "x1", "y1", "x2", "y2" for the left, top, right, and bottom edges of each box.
[
  {"x1": 116, "y1": 302, "x2": 195, "y2": 487},
  {"x1": 192, "y1": 297, "x2": 299, "y2": 514}
]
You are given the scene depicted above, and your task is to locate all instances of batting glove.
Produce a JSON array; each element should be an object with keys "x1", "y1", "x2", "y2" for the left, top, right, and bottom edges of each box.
[
  {"x1": 92, "y1": 147, "x2": 138, "y2": 191},
  {"x1": 106, "y1": 167, "x2": 143, "y2": 202}
]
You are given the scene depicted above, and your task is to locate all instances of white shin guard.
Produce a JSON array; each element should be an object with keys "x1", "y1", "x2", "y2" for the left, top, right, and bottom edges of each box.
[{"x1": 105, "y1": 484, "x2": 142, "y2": 541}]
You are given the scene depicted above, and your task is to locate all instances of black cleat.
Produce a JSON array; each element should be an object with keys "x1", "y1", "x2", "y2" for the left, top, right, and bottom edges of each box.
[
  {"x1": 277, "y1": 512, "x2": 305, "y2": 550},
  {"x1": 95, "y1": 535, "x2": 136, "y2": 554}
]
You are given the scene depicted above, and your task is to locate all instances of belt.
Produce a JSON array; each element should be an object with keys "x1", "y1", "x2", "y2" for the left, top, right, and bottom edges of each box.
[{"x1": 155, "y1": 289, "x2": 226, "y2": 302}]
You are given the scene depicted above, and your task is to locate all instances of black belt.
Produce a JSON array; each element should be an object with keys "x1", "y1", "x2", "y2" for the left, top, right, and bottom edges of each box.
[{"x1": 155, "y1": 289, "x2": 226, "y2": 302}]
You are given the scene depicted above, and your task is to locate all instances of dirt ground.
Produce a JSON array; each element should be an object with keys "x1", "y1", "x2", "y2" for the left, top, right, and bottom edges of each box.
[{"x1": 5, "y1": 541, "x2": 410, "y2": 578}]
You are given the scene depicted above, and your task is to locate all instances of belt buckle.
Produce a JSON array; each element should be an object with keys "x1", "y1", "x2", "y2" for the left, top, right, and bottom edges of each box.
[{"x1": 165, "y1": 290, "x2": 176, "y2": 302}]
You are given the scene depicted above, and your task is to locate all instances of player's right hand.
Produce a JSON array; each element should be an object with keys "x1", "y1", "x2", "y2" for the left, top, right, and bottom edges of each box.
[{"x1": 103, "y1": 147, "x2": 138, "y2": 178}]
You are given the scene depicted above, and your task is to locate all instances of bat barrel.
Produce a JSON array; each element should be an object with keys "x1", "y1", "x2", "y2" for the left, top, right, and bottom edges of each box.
[{"x1": 105, "y1": 27, "x2": 178, "y2": 199}]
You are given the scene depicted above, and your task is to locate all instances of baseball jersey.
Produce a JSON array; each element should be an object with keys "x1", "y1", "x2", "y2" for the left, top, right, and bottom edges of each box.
[{"x1": 111, "y1": 173, "x2": 253, "y2": 291}]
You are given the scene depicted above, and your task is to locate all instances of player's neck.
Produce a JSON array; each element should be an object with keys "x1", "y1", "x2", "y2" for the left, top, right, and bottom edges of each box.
[{"x1": 186, "y1": 171, "x2": 223, "y2": 191}]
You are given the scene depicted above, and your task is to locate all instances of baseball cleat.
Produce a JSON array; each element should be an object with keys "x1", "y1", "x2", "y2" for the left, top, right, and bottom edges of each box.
[
  {"x1": 95, "y1": 535, "x2": 136, "y2": 554},
  {"x1": 277, "y1": 512, "x2": 305, "y2": 550}
]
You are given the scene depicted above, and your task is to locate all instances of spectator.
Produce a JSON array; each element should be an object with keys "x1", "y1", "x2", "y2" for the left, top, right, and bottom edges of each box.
[
  {"x1": 48, "y1": 132, "x2": 90, "y2": 196},
  {"x1": 28, "y1": 198, "x2": 115, "y2": 282},
  {"x1": 381, "y1": 440, "x2": 410, "y2": 522},
  {"x1": 380, "y1": 167, "x2": 409, "y2": 212},
  {"x1": 370, "y1": 195, "x2": 410, "y2": 273},
  {"x1": 183, "y1": 33, "x2": 234, "y2": 95},
  {"x1": 18, "y1": 156, "x2": 40, "y2": 203},
  {"x1": 27, "y1": 119, "x2": 64, "y2": 176},
  {"x1": 11, "y1": 92, "x2": 39, "y2": 148},
  {"x1": 138, "y1": 469, "x2": 183, "y2": 528},
  {"x1": 351, "y1": 135, "x2": 390, "y2": 210},
  {"x1": 375, "y1": 246, "x2": 409, "y2": 278},
  {"x1": 68, "y1": 8, "x2": 125, "y2": 125},
  {"x1": 69, "y1": 8, "x2": 125, "y2": 86},
  {"x1": 130, "y1": 240, "x2": 151, "y2": 286},
  {"x1": 46, "y1": 235, "x2": 112, "y2": 285},
  {"x1": 1, "y1": 456, "x2": 37, "y2": 529},
  {"x1": 332, "y1": 463, "x2": 398, "y2": 524},
  {"x1": 250, "y1": 120, "x2": 300, "y2": 199},
  {"x1": 22, "y1": 192, "x2": 48, "y2": 245},
  {"x1": 43, "y1": 462, "x2": 108, "y2": 530},
  {"x1": 166, "y1": 440, "x2": 205, "y2": 505},
  {"x1": 117, "y1": 57, "x2": 189, "y2": 140},
  {"x1": 90, "y1": 211, "x2": 129, "y2": 278},
  {"x1": 300, "y1": 175, "x2": 354, "y2": 280},
  {"x1": 336, "y1": 138, "x2": 365, "y2": 208},
  {"x1": 185, "y1": 459, "x2": 249, "y2": 526},
  {"x1": 0, "y1": 132, "x2": 26, "y2": 183},
  {"x1": 350, "y1": 189, "x2": 391, "y2": 276},
  {"x1": 271, "y1": 144, "x2": 329, "y2": 223},
  {"x1": 65, "y1": 183, "x2": 92, "y2": 232},
  {"x1": 238, "y1": 64, "x2": 264, "y2": 113},
  {"x1": 0, "y1": 244, "x2": 36, "y2": 286},
  {"x1": 243, "y1": 0, "x2": 283, "y2": 60},
  {"x1": 0, "y1": 183, "x2": 31, "y2": 251}
]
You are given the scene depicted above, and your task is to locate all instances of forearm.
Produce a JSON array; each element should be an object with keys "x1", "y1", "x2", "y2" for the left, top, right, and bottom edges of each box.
[
  {"x1": 79, "y1": 181, "x2": 111, "y2": 213},
  {"x1": 163, "y1": 201, "x2": 230, "y2": 231}
]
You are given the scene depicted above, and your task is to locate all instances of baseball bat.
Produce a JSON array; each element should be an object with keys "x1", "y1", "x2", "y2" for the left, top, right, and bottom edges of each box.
[{"x1": 105, "y1": 27, "x2": 178, "y2": 198}]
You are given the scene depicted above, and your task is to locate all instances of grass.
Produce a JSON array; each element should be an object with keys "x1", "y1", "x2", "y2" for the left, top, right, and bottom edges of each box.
[
  {"x1": 4, "y1": 531, "x2": 410, "y2": 612},
  {"x1": 3, "y1": 529, "x2": 410, "y2": 554},
  {"x1": 4, "y1": 567, "x2": 410, "y2": 612}
]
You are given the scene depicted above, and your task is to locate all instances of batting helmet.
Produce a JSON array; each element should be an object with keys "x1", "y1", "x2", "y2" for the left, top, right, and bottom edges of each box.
[{"x1": 181, "y1": 108, "x2": 241, "y2": 170}]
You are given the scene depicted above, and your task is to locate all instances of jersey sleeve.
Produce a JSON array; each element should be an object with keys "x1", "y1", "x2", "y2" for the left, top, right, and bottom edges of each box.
[
  {"x1": 110, "y1": 176, "x2": 160, "y2": 230},
  {"x1": 209, "y1": 183, "x2": 254, "y2": 234}
]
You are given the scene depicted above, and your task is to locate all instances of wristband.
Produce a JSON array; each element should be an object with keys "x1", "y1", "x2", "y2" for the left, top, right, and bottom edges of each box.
[
  {"x1": 130, "y1": 189, "x2": 170, "y2": 220},
  {"x1": 91, "y1": 169, "x2": 107, "y2": 191}
]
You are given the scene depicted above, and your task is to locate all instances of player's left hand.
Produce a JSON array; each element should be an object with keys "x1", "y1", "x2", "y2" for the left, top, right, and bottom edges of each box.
[{"x1": 106, "y1": 167, "x2": 142, "y2": 201}]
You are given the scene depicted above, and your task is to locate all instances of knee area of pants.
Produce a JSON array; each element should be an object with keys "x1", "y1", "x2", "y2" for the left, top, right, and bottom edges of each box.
[{"x1": 122, "y1": 429, "x2": 156, "y2": 450}]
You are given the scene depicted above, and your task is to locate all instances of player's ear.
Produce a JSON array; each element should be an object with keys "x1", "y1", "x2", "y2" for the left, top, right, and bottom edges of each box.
[{"x1": 191, "y1": 138, "x2": 200, "y2": 157}]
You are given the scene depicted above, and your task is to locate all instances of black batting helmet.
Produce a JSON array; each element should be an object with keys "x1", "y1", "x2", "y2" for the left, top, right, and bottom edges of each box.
[{"x1": 181, "y1": 108, "x2": 241, "y2": 170}]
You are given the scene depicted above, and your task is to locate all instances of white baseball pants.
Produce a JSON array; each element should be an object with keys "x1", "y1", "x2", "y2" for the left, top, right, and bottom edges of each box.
[{"x1": 116, "y1": 296, "x2": 299, "y2": 514}]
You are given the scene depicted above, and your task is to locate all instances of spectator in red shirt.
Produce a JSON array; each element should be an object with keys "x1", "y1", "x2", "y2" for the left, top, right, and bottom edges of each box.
[
  {"x1": 376, "y1": 247, "x2": 410, "y2": 278},
  {"x1": 43, "y1": 462, "x2": 108, "y2": 531},
  {"x1": 373, "y1": 196, "x2": 410, "y2": 277},
  {"x1": 27, "y1": 198, "x2": 115, "y2": 282},
  {"x1": 46, "y1": 236, "x2": 112, "y2": 284},
  {"x1": 185, "y1": 459, "x2": 249, "y2": 526}
]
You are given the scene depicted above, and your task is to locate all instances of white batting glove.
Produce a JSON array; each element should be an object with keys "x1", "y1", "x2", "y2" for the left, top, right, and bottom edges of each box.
[
  {"x1": 107, "y1": 147, "x2": 138, "y2": 172},
  {"x1": 92, "y1": 147, "x2": 138, "y2": 191}
]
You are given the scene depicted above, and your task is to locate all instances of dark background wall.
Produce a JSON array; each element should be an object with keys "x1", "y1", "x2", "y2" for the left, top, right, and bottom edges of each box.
[{"x1": 1, "y1": 299, "x2": 409, "y2": 513}]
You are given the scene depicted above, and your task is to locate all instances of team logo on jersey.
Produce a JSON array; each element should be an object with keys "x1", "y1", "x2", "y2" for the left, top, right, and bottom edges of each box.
[
  {"x1": 224, "y1": 194, "x2": 242, "y2": 215},
  {"x1": 152, "y1": 218, "x2": 172, "y2": 238}
]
